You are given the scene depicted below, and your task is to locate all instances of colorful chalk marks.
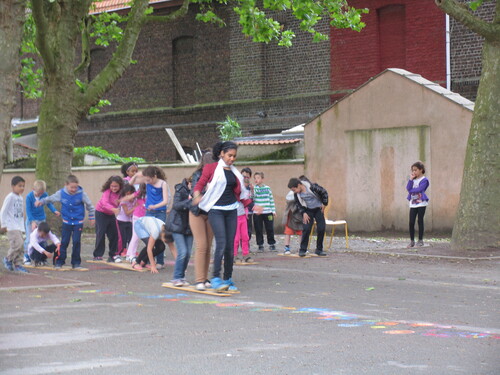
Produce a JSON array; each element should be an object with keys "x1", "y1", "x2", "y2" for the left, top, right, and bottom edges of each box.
[{"x1": 77, "y1": 289, "x2": 500, "y2": 340}]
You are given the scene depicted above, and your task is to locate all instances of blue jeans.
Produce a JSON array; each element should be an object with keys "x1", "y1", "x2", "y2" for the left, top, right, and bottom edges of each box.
[
  {"x1": 58, "y1": 223, "x2": 83, "y2": 266},
  {"x1": 146, "y1": 210, "x2": 166, "y2": 265},
  {"x1": 172, "y1": 233, "x2": 193, "y2": 280},
  {"x1": 208, "y1": 209, "x2": 237, "y2": 279}
]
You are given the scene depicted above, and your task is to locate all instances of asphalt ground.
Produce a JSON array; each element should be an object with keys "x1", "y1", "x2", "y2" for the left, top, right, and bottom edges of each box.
[{"x1": 0, "y1": 234, "x2": 499, "y2": 374}]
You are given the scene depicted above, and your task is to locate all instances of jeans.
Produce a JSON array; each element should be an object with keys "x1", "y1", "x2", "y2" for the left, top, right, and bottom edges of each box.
[
  {"x1": 93, "y1": 211, "x2": 118, "y2": 258},
  {"x1": 300, "y1": 208, "x2": 325, "y2": 252},
  {"x1": 30, "y1": 242, "x2": 57, "y2": 264},
  {"x1": 172, "y1": 233, "x2": 193, "y2": 280},
  {"x1": 146, "y1": 210, "x2": 166, "y2": 265},
  {"x1": 208, "y1": 208, "x2": 237, "y2": 280},
  {"x1": 409, "y1": 206, "x2": 427, "y2": 241},
  {"x1": 58, "y1": 223, "x2": 83, "y2": 266},
  {"x1": 253, "y1": 213, "x2": 276, "y2": 246}
]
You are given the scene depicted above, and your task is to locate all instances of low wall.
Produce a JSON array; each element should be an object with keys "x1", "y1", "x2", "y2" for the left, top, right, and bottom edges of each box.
[{"x1": 0, "y1": 160, "x2": 304, "y2": 233}]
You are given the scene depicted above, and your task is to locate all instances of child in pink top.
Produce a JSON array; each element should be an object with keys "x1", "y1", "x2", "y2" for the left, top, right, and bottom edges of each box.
[
  {"x1": 92, "y1": 176, "x2": 123, "y2": 262},
  {"x1": 126, "y1": 183, "x2": 147, "y2": 262}
]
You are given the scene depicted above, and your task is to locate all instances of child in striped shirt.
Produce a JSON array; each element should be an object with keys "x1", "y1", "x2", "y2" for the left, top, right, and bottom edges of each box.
[{"x1": 252, "y1": 172, "x2": 276, "y2": 252}]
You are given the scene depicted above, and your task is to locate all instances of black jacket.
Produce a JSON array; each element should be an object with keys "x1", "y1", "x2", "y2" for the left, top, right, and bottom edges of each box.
[
  {"x1": 166, "y1": 179, "x2": 192, "y2": 235},
  {"x1": 294, "y1": 181, "x2": 329, "y2": 214}
]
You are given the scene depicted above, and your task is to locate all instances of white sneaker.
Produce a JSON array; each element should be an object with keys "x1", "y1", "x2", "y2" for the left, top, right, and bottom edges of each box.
[
  {"x1": 155, "y1": 264, "x2": 163, "y2": 270},
  {"x1": 195, "y1": 283, "x2": 206, "y2": 291},
  {"x1": 113, "y1": 256, "x2": 122, "y2": 263}
]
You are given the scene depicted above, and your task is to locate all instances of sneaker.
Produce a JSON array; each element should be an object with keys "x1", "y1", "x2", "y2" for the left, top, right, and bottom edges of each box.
[
  {"x1": 284, "y1": 250, "x2": 291, "y2": 255},
  {"x1": 130, "y1": 257, "x2": 137, "y2": 264},
  {"x1": 416, "y1": 240, "x2": 424, "y2": 247},
  {"x1": 234, "y1": 256, "x2": 242, "y2": 264},
  {"x1": 257, "y1": 245, "x2": 264, "y2": 253},
  {"x1": 204, "y1": 280, "x2": 212, "y2": 289},
  {"x1": 298, "y1": 251, "x2": 307, "y2": 257},
  {"x1": 211, "y1": 277, "x2": 230, "y2": 292},
  {"x1": 195, "y1": 283, "x2": 206, "y2": 291},
  {"x1": 34, "y1": 261, "x2": 42, "y2": 267},
  {"x1": 54, "y1": 264, "x2": 62, "y2": 270},
  {"x1": 244, "y1": 257, "x2": 254, "y2": 263},
  {"x1": 407, "y1": 241, "x2": 415, "y2": 248},
  {"x1": 155, "y1": 264, "x2": 164, "y2": 270},
  {"x1": 93, "y1": 256, "x2": 104, "y2": 261},
  {"x1": 315, "y1": 251, "x2": 327, "y2": 256},
  {"x1": 41, "y1": 261, "x2": 48, "y2": 266},
  {"x1": 269, "y1": 245, "x2": 277, "y2": 252},
  {"x1": 14, "y1": 265, "x2": 29, "y2": 273},
  {"x1": 3, "y1": 257, "x2": 14, "y2": 271},
  {"x1": 72, "y1": 264, "x2": 84, "y2": 270},
  {"x1": 181, "y1": 279, "x2": 190, "y2": 286},
  {"x1": 223, "y1": 278, "x2": 238, "y2": 291},
  {"x1": 172, "y1": 279, "x2": 185, "y2": 287},
  {"x1": 23, "y1": 254, "x2": 32, "y2": 265},
  {"x1": 113, "y1": 256, "x2": 122, "y2": 263}
]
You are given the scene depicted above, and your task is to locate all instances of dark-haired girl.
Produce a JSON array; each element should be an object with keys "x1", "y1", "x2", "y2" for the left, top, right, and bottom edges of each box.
[
  {"x1": 406, "y1": 161, "x2": 430, "y2": 248},
  {"x1": 193, "y1": 142, "x2": 262, "y2": 291},
  {"x1": 93, "y1": 176, "x2": 123, "y2": 262}
]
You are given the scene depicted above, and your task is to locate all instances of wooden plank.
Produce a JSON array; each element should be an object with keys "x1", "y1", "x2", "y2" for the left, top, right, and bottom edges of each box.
[
  {"x1": 86, "y1": 260, "x2": 148, "y2": 272},
  {"x1": 161, "y1": 282, "x2": 231, "y2": 297}
]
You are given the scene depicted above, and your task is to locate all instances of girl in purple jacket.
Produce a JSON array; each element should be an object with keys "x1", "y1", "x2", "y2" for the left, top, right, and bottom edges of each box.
[{"x1": 406, "y1": 161, "x2": 429, "y2": 248}]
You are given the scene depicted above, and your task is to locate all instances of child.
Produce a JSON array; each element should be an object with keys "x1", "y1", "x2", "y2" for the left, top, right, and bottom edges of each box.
[
  {"x1": 23, "y1": 180, "x2": 60, "y2": 265},
  {"x1": 287, "y1": 177, "x2": 329, "y2": 257},
  {"x1": 93, "y1": 175, "x2": 123, "y2": 262},
  {"x1": 121, "y1": 162, "x2": 139, "y2": 185},
  {"x1": 36, "y1": 175, "x2": 95, "y2": 269},
  {"x1": 131, "y1": 216, "x2": 168, "y2": 274},
  {"x1": 253, "y1": 172, "x2": 276, "y2": 252},
  {"x1": 129, "y1": 166, "x2": 176, "y2": 268},
  {"x1": 406, "y1": 161, "x2": 430, "y2": 248},
  {"x1": 233, "y1": 185, "x2": 252, "y2": 263},
  {"x1": 168, "y1": 177, "x2": 194, "y2": 286},
  {"x1": 282, "y1": 190, "x2": 303, "y2": 254},
  {"x1": 126, "y1": 183, "x2": 147, "y2": 262},
  {"x1": 117, "y1": 184, "x2": 135, "y2": 257},
  {"x1": 28, "y1": 222, "x2": 60, "y2": 266},
  {"x1": 1, "y1": 176, "x2": 28, "y2": 272},
  {"x1": 241, "y1": 167, "x2": 254, "y2": 240}
]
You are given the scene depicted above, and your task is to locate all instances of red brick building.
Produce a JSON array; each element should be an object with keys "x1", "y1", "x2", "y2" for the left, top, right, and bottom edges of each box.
[{"x1": 13, "y1": 0, "x2": 494, "y2": 162}]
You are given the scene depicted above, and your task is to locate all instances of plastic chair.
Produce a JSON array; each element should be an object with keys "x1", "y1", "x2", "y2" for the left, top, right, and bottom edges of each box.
[{"x1": 308, "y1": 205, "x2": 349, "y2": 250}]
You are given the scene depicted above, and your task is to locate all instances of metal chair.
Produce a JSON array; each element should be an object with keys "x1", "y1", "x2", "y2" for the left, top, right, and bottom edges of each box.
[{"x1": 308, "y1": 205, "x2": 349, "y2": 250}]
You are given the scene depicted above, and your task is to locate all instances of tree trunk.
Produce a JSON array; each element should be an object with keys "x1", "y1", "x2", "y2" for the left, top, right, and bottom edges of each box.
[
  {"x1": 0, "y1": 0, "x2": 26, "y2": 181},
  {"x1": 36, "y1": 81, "x2": 80, "y2": 192},
  {"x1": 451, "y1": 39, "x2": 500, "y2": 250}
]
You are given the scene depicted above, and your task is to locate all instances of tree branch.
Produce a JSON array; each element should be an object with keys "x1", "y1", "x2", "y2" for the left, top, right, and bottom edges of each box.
[
  {"x1": 31, "y1": 0, "x2": 55, "y2": 72},
  {"x1": 80, "y1": 0, "x2": 151, "y2": 110},
  {"x1": 435, "y1": 0, "x2": 500, "y2": 41},
  {"x1": 143, "y1": 0, "x2": 190, "y2": 24},
  {"x1": 74, "y1": 16, "x2": 92, "y2": 75}
]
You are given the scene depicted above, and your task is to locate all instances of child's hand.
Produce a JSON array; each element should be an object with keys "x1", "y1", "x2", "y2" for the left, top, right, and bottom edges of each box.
[
  {"x1": 303, "y1": 213, "x2": 310, "y2": 224},
  {"x1": 253, "y1": 205, "x2": 264, "y2": 215},
  {"x1": 44, "y1": 250, "x2": 53, "y2": 259},
  {"x1": 112, "y1": 207, "x2": 120, "y2": 215},
  {"x1": 34, "y1": 201, "x2": 43, "y2": 207},
  {"x1": 54, "y1": 211, "x2": 61, "y2": 217},
  {"x1": 89, "y1": 219, "x2": 95, "y2": 227},
  {"x1": 31, "y1": 222, "x2": 38, "y2": 231},
  {"x1": 150, "y1": 265, "x2": 159, "y2": 274}
]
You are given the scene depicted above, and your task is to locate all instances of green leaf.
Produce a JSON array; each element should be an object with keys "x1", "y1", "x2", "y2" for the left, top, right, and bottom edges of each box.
[{"x1": 468, "y1": 0, "x2": 483, "y2": 11}]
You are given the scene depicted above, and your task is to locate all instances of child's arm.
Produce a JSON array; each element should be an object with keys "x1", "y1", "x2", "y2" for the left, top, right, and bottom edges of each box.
[
  {"x1": 0, "y1": 195, "x2": 13, "y2": 229},
  {"x1": 36, "y1": 190, "x2": 61, "y2": 206},
  {"x1": 82, "y1": 192, "x2": 95, "y2": 225},
  {"x1": 406, "y1": 178, "x2": 429, "y2": 194},
  {"x1": 268, "y1": 187, "x2": 276, "y2": 215},
  {"x1": 40, "y1": 192, "x2": 60, "y2": 216},
  {"x1": 26, "y1": 193, "x2": 36, "y2": 222},
  {"x1": 99, "y1": 190, "x2": 120, "y2": 214},
  {"x1": 146, "y1": 235, "x2": 158, "y2": 274},
  {"x1": 123, "y1": 202, "x2": 135, "y2": 216}
]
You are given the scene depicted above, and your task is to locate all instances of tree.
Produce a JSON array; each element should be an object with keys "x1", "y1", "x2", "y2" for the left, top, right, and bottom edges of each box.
[
  {"x1": 0, "y1": 0, "x2": 27, "y2": 182},
  {"x1": 23, "y1": 0, "x2": 366, "y2": 191},
  {"x1": 435, "y1": 0, "x2": 499, "y2": 250}
]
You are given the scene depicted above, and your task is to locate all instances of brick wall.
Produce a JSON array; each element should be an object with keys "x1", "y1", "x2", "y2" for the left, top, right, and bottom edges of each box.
[
  {"x1": 330, "y1": 0, "x2": 446, "y2": 101},
  {"x1": 450, "y1": 0, "x2": 495, "y2": 101}
]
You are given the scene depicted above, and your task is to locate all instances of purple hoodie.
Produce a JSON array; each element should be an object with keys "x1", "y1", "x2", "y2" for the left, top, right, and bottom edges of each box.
[{"x1": 406, "y1": 177, "x2": 429, "y2": 204}]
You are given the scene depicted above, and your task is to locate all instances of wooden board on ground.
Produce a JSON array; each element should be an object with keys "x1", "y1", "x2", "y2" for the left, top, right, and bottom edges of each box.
[
  {"x1": 86, "y1": 260, "x2": 148, "y2": 272},
  {"x1": 25, "y1": 264, "x2": 72, "y2": 271},
  {"x1": 277, "y1": 253, "x2": 312, "y2": 258},
  {"x1": 162, "y1": 282, "x2": 232, "y2": 297},
  {"x1": 234, "y1": 261, "x2": 260, "y2": 266}
]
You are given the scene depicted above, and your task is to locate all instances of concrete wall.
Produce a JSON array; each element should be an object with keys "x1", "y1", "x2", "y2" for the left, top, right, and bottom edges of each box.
[
  {"x1": 0, "y1": 161, "x2": 304, "y2": 232},
  {"x1": 304, "y1": 70, "x2": 473, "y2": 232}
]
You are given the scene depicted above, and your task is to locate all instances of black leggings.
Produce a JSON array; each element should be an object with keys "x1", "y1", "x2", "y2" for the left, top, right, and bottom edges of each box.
[
  {"x1": 136, "y1": 238, "x2": 165, "y2": 265},
  {"x1": 409, "y1": 206, "x2": 426, "y2": 241}
]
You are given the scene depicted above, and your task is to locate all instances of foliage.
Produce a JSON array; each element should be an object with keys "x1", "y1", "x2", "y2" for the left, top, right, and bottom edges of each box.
[
  {"x1": 217, "y1": 116, "x2": 243, "y2": 141},
  {"x1": 73, "y1": 146, "x2": 145, "y2": 164}
]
